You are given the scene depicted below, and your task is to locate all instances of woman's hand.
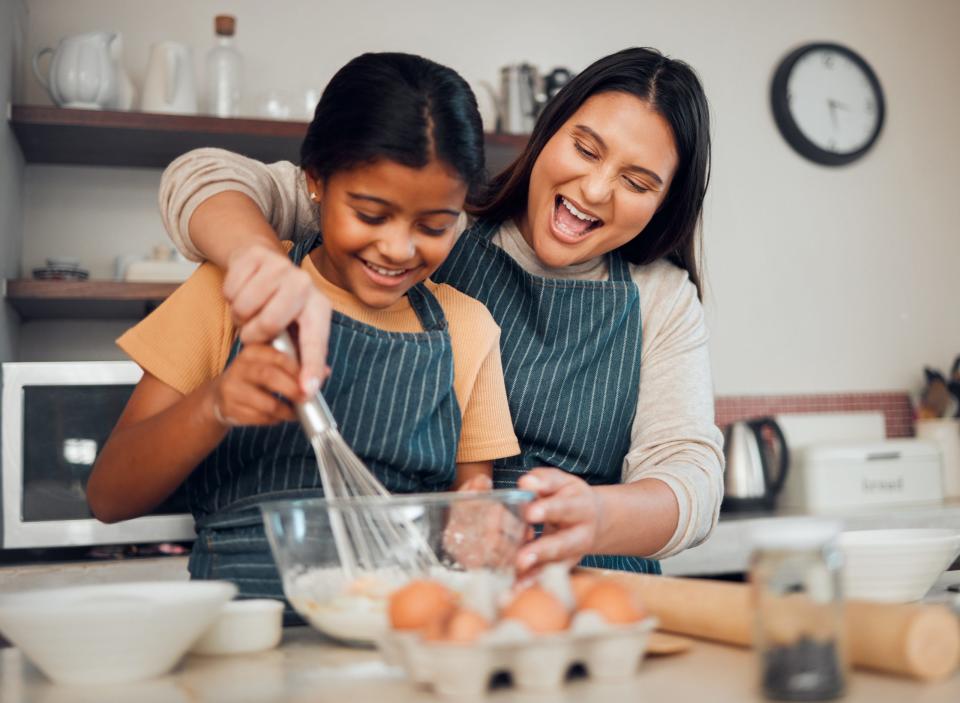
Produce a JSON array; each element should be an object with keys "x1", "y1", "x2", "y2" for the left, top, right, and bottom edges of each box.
[
  {"x1": 223, "y1": 243, "x2": 332, "y2": 395},
  {"x1": 515, "y1": 468, "x2": 604, "y2": 573},
  {"x1": 209, "y1": 344, "x2": 303, "y2": 426}
]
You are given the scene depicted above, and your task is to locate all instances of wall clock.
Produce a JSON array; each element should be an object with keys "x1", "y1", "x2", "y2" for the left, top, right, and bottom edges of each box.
[{"x1": 771, "y1": 42, "x2": 885, "y2": 166}]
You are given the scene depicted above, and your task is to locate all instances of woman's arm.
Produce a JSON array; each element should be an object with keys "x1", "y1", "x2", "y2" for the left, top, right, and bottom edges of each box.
[
  {"x1": 159, "y1": 149, "x2": 332, "y2": 393},
  {"x1": 88, "y1": 346, "x2": 301, "y2": 523}
]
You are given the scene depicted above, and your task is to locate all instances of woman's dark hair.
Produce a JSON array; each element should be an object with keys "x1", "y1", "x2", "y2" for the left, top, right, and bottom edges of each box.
[
  {"x1": 301, "y1": 52, "x2": 485, "y2": 200},
  {"x1": 472, "y1": 47, "x2": 711, "y2": 299}
]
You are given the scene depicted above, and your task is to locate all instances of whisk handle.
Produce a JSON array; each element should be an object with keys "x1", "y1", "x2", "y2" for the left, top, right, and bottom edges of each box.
[{"x1": 271, "y1": 331, "x2": 338, "y2": 436}]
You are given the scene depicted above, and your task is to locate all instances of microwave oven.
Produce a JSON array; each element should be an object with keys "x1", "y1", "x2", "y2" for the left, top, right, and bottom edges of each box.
[{"x1": 1, "y1": 361, "x2": 195, "y2": 549}]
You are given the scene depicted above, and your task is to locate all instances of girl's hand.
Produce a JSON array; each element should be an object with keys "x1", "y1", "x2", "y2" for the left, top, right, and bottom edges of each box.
[
  {"x1": 223, "y1": 243, "x2": 332, "y2": 395},
  {"x1": 442, "y1": 475, "x2": 528, "y2": 569},
  {"x1": 210, "y1": 344, "x2": 302, "y2": 426},
  {"x1": 515, "y1": 468, "x2": 603, "y2": 573}
]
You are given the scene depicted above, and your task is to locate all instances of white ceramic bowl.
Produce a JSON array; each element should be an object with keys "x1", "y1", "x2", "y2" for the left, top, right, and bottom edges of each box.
[
  {"x1": 839, "y1": 529, "x2": 960, "y2": 602},
  {"x1": 0, "y1": 580, "x2": 236, "y2": 684},
  {"x1": 190, "y1": 598, "x2": 284, "y2": 655}
]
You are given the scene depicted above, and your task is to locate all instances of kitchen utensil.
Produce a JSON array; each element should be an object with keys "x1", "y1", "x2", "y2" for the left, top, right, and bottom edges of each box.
[
  {"x1": 543, "y1": 67, "x2": 573, "y2": 100},
  {"x1": 190, "y1": 598, "x2": 283, "y2": 655},
  {"x1": 141, "y1": 41, "x2": 197, "y2": 114},
  {"x1": 721, "y1": 417, "x2": 790, "y2": 512},
  {"x1": 271, "y1": 331, "x2": 438, "y2": 579},
  {"x1": 839, "y1": 529, "x2": 960, "y2": 602},
  {"x1": 602, "y1": 572, "x2": 960, "y2": 681},
  {"x1": 259, "y1": 491, "x2": 531, "y2": 644},
  {"x1": 917, "y1": 418, "x2": 960, "y2": 498},
  {"x1": 0, "y1": 581, "x2": 235, "y2": 684},
  {"x1": 480, "y1": 64, "x2": 541, "y2": 134},
  {"x1": 32, "y1": 31, "x2": 119, "y2": 109}
]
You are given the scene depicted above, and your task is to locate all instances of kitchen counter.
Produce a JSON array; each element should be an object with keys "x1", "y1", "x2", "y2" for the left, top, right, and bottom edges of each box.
[
  {"x1": 663, "y1": 499, "x2": 960, "y2": 576},
  {"x1": 2, "y1": 625, "x2": 958, "y2": 702}
]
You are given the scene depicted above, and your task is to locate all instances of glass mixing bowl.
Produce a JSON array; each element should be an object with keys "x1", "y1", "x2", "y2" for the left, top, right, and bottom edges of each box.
[{"x1": 260, "y1": 489, "x2": 533, "y2": 643}]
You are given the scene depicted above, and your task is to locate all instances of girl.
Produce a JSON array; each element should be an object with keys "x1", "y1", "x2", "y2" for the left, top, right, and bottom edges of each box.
[
  {"x1": 155, "y1": 47, "x2": 724, "y2": 575},
  {"x1": 88, "y1": 53, "x2": 520, "y2": 609}
]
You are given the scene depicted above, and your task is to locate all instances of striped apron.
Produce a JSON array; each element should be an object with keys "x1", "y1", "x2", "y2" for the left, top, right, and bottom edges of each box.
[
  {"x1": 434, "y1": 219, "x2": 658, "y2": 573},
  {"x1": 187, "y1": 233, "x2": 461, "y2": 619}
]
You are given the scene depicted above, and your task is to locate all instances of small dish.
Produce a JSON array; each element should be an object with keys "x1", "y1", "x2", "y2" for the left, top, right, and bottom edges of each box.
[{"x1": 190, "y1": 598, "x2": 284, "y2": 655}]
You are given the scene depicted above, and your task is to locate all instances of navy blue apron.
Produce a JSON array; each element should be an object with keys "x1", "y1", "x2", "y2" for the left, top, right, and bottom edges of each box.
[
  {"x1": 434, "y1": 219, "x2": 657, "y2": 573},
  {"x1": 187, "y1": 233, "x2": 462, "y2": 619}
]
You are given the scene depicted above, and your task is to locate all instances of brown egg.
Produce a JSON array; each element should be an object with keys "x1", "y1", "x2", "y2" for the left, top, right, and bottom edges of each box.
[
  {"x1": 501, "y1": 586, "x2": 570, "y2": 634},
  {"x1": 388, "y1": 579, "x2": 457, "y2": 631},
  {"x1": 569, "y1": 572, "x2": 601, "y2": 607},
  {"x1": 577, "y1": 581, "x2": 646, "y2": 624},
  {"x1": 443, "y1": 608, "x2": 491, "y2": 643}
]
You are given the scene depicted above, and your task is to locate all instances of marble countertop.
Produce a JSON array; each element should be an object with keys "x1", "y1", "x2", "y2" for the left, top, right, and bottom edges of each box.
[{"x1": 2, "y1": 625, "x2": 958, "y2": 703}]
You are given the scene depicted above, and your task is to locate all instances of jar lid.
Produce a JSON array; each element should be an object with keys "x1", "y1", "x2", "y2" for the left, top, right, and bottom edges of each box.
[
  {"x1": 215, "y1": 15, "x2": 236, "y2": 36},
  {"x1": 750, "y1": 518, "x2": 842, "y2": 551}
]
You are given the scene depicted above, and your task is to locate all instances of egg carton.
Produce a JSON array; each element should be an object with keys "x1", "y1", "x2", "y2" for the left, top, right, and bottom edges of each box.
[{"x1": 379, "y1": 612, "x2": 659, "y2": 696}]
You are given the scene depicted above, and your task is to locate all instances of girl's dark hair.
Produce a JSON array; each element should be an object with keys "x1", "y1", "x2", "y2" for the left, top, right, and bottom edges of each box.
[
  {"x1": 472, "y1": 47, "x2": 711, "y2": 299},
  {"x1": 301, "y1": 52, "x2": 485, "y2": 200}
]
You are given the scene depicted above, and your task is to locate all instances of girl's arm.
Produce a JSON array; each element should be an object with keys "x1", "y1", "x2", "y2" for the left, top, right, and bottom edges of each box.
[
  {"x1": 453, "y1": 461, "x2": 493, "y2": 490},
  {"x1": 88, "y1": 345, "x2": 301, "y2": 523}
]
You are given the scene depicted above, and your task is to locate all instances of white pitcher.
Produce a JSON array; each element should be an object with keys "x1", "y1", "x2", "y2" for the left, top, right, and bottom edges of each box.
[
  {"x1": 32, "y1": 31, "x2": 118, "y2": 109},
  {"x1": 141, "y1": 41, "x2": 197, "y2": 114}
]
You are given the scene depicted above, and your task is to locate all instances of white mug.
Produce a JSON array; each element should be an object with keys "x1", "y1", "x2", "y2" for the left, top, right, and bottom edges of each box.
[{"x1": 141, "y1": 41, "x2": 197, "y2": 114}]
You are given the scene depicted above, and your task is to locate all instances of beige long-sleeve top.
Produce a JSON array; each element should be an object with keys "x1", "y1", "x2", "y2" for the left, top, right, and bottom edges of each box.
[{"x1": 159, "y1": 148, "x2": 725, "y2": 560}]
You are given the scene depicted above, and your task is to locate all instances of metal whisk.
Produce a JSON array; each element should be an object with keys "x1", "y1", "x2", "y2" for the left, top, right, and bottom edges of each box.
[{"x1": 271, "y1": 332, "x2": 438, "y2": 580}]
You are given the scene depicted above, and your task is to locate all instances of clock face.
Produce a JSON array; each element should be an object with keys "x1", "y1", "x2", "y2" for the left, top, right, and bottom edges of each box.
[{"x1": 771, "y1": 43, "x2": 885, "y2": 166}]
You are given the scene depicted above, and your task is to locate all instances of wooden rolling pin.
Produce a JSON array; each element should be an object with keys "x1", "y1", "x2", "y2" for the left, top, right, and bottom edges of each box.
[{"x1": 603, "y1": 572, "x2": 960, "y2": 681}]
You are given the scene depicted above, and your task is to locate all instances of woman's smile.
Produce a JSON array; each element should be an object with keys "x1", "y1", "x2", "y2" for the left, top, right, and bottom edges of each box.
[{"x1": 551, "y1": 194, "x2": 605, "y2": 243}]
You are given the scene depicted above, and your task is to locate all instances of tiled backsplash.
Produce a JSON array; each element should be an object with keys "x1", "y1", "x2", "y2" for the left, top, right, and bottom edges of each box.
[{"x1": 715, "y1": 392, "x2": 915, "y2": 438}]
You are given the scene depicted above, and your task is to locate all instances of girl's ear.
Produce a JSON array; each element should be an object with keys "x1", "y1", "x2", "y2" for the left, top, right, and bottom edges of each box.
[{"x1": 305, "y1": 170, "x2": 324, "y2": 204}]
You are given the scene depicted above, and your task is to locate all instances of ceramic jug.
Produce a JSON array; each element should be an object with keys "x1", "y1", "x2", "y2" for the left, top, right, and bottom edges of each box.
[
  {"x1": 141, "y1": 41, "x2": 197, "y2": 114},
  {"x1": 32, "y1": 31, "x2": 118, "y2": 109}
]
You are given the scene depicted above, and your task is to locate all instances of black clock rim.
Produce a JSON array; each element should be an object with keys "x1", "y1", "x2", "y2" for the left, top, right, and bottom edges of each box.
[{"x1": 770, "y1": 41, "x2": 886, "y2": 167}]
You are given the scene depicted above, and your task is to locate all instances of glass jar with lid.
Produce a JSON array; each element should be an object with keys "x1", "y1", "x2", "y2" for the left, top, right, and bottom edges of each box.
[{"x1": 749, "y1": 518, "x2": 846, "y2": 701}]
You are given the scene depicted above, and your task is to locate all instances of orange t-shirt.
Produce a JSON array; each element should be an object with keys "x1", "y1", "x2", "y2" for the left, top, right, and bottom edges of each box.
[{"x1": 117, "y1": 244, "x2": 520, "y2": 464}]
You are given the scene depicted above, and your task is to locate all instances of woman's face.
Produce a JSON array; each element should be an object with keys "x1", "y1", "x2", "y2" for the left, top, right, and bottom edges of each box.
[
  {"x1": 519, "y1": 91, "x2": 679, "y2": 268},
  {"x1": 307, "y1": 158, "x2": 467, "y2": 309}
]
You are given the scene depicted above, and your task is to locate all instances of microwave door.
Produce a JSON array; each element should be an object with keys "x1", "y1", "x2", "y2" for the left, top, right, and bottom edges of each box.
[{"x1": 2, "y1": 361, "x2": 195, "y2": 549}]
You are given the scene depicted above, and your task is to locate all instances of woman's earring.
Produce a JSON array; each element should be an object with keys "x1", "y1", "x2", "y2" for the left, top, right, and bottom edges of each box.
[{"x1": 309, "y1": 192, "x2": 319, "y2": 203}]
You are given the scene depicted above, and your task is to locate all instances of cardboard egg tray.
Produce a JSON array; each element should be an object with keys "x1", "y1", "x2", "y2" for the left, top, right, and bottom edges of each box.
[{"x1": 379, "y1": 613, "x2": 659, "y2": 696}]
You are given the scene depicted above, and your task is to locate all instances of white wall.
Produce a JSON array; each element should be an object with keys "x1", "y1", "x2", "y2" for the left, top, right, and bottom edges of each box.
[{"x1": 15, "y1": 0, "x2": 960, "y2": 394}]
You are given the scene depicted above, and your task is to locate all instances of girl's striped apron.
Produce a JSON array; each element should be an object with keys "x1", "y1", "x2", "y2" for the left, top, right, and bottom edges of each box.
[
  {"x1": 434, "y1": 219, "x2": 658, "y2": 573},
  {"x1": 187, "y1": 233, "x2": 461, "y2": 619}
]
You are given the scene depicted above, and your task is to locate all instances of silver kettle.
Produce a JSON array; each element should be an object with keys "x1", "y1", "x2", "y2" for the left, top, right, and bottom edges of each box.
[{"x1": 721, "y1": 417, "x2": 790, "y2": 512}]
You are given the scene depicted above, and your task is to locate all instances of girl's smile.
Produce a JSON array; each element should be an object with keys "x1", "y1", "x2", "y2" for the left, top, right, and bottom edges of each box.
[{"x1": 306, "y1": 158, "x2": 467, "y2": 309}]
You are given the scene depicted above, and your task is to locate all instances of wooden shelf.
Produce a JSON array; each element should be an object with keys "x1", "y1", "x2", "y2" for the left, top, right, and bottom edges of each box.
[
  {"x1": 5, "y1": 279, "x2": 178, "y2": 320},
  {"x1": 9, "y1": 105, "x2": 529, "y2": 171}
]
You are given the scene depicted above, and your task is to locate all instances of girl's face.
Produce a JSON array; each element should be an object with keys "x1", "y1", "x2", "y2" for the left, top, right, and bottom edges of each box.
[
  {"x1": 307, "y1": 158, "x2": 467, "y2": 309},
  {"x1": 519, "y1": 91, "x2": 679, "y2": 268}
]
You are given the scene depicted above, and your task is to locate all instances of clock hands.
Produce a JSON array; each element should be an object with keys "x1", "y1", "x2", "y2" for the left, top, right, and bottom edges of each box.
[{"x1": 827, "y1": 99, "x2": 851, "y2": 128}]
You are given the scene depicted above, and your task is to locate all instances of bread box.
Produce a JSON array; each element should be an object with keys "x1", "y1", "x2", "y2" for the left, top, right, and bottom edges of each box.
[{"x1": 780, "y1": 439, "x2": 943, "y2": 511}]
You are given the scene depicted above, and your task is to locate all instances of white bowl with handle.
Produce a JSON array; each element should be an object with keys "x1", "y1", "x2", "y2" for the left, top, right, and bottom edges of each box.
[
  {"x1": 839, "y1": 529, "x2": 960, "y2": 602},
  {"x1": 0, "y1": 581, "x2": 236, "y2": 684}
]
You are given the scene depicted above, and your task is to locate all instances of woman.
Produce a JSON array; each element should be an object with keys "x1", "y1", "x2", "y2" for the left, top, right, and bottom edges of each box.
[{"x1": 158, "y1": 47, "x2": 724, "y2": 574}]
